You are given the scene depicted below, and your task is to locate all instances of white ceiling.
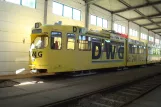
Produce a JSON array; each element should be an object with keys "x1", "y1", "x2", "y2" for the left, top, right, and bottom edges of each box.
[
  {"x1": 96, "y1": 0, "x2": 127, "y2": 11},
  {"x1": 148, "y1": 0, "x2": 160, "y2": 2},
  {"x1": 138, "y1": 6, "x2": 158, "y2": 16},
  {"x1": 153, "y1": 29, "x2": 161, "y2": 32},
  {"x1": 155, "y1": 4, "x2": 161, "y2": 12},
  {"x1": 117, "y1": 10, "x2": 141, "y2": 19},
  {"x1": 91, "y1": 0, "x2": 161, "y2": 35},
  {"x1": 123, "y1": 0, "x2": 146, "y2": 7},
  {"x1": 151, "y1": 18, "x2": 161, "y2": 22},
  {"x1": 145, "y1": 25, "x2": 158, "y2": 29},
  {"x1": 134, "y1": 19, "x2": 151, "y2": 25}
]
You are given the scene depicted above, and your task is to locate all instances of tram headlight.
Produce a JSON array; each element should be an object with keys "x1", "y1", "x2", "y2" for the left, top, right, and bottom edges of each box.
[
  {"x1": 31, "y1": 69, "x2": 37, "y2": 73},
  {"x1": 29, "y1": 65, "x2": 35, "y2": 67}
]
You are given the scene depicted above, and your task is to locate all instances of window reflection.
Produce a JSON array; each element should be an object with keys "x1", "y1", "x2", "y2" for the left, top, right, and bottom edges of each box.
[
  {"x1": 22, "y1": 0, "x2": 36, "y2": 8},
  {"x1": 6, "y1": 0, "x2": 20, "y2": 4},
  {"x1": 63, "y1": 6, "x2": 72, "y2": 18},
  {"x1": 53, "y1": 2, "x2": 63, "y2": 16}
]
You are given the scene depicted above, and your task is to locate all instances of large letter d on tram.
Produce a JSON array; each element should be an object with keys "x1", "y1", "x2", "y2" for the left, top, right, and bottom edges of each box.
[{"x1": 92, "y1": 42, "x2": 101, "y2": 59}]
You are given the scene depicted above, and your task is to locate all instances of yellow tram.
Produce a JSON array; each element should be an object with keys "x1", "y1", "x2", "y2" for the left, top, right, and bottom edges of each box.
[
  {"x1": 147, "y1": 44, "x2": 161, "y2": 64},
  {"x1": 29, "y1": 23, "x2": 160, "y2": 73},
  {"x1": 127, "y1": 39, "x2": 146, "y2": 66}
]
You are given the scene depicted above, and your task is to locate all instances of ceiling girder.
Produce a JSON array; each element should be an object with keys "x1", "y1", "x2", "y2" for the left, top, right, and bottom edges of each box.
[
  {"x1": 129, "y1": 13, "x2": 161, "y2": 21},
  {"x1": 145, "y1": 0, "x2": 161, "y2": 13},
  {"x1": 83, "y1": 0, "x2": 161, "y2": 36},
  {"x1": 93, "y1": 1, "x2": 147, "y2": 33},
  {"x1": 141, "y1": 21, "x2": 161, "y2": 26},
  {"x1": 118, "y1": 0, "x2": 157, "y2": 24},
  {"x1": 118, "y1": 0, "x2": 161, "y2": 36},
  {"x1": 149, "y1": 27, "x2": 161, "y2": 30},
  {"x1": 93, "y1": 3, "x2": 113, "y2": 13},
  {"x1": 113, "y1": 0, "x2": 161, "y2": 13},
  {"x1": 129, "y1": 0, "x2": 161, "y2": 22},
  {"x1": 155, "y1": 31, "x2": 161, "y2": 34},
  {"x1": 84, "y1": 0, "x2": 101, "y2": 4}
]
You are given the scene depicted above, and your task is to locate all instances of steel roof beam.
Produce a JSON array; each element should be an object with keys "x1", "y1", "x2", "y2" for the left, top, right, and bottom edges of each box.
[
  {"x1": 145, "y1": 0, "x2": 161, "y2": 13},
  {"x1": 84, "y1": 0, "x2": 101, "y2": 4},
  {"x1": 118, "y1": 0, "x2": 161, "y2": 36},
  {"x1": 129, "y1": 14, "x2": 161, "y2": 21},
  {"x1": 85, "y1": 0, "x2": 161, "y2": 36},
  {"x1": 149, "y1": 27, "x2": 161, "y2": 30},
  {"x1": 93, "y1": 0, "x2": 159, "y2": 35},
  {"x1": 94, "y1": 1, "x2": 148, "y2": 34},
  {"x1": 141, "y1": 21, "x2": 161, "y2": 26},
  {"x1": 118, "y1": 0, "x2": 156, "y2": 23},
  {"x1": 133, "y1": 10, "x2": 160, "y2": 27},
  {"x1": 154, "y1": 31, "x2": 161, "y2": 34},
  {"x1": 93, "y1": 3, "x2": 113, "y2": 13},
  {"x1": 113, "y1": 0, "x2": 161, "y2": 14},
  {"x1": 93, "y1": 2, "x2": 141, "y2": 27}
]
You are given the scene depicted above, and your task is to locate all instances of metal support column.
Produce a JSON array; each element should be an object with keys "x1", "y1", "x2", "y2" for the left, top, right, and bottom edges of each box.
[
  {"x1": 44, "y1": 0, "x2": 48, "y2": 24},
  {"x1": 111, "y1": 13, "x2": 114, "y2": 30},
  {"x1": 139, "y1": 26, "x2": 141, "y2": 41},
  {"x1": 148, "y1": 30, "x2": 149, "y2": 43},
  {"x1": 85, "y1": 3, "x2": 90, "y2": 30},
  {"x1": 127, "y1": 21, "x2": 129, "y2": 36}
]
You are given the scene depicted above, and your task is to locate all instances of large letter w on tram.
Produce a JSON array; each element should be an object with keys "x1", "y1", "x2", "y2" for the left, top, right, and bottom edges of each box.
[{"x1": 105, "y1": 42, "x2": 115, "y2": 59}]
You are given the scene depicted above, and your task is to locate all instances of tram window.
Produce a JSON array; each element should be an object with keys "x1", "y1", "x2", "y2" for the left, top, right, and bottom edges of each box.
[
  {"x1": 32, "y1": 36, "x2": 48, "y2": 49},
  {"x1": 155, "y1": 49, "x2": 158, "y2": 55},
  {"x1": 158, "y1": 49, "x2": 160, "y2": 55},
  {"x1": 143, "y1": 47, "x2": 146, "y2": 54},
  {"x1": 102, "y1": 39, "x2": 105, "y2": 52},
  {"x1": 138, "y1": 46, "x2": 141, "y2": 54},
  {"x1": 129, "y1": 44, "x2": 137, "y2": 54},
  {"x1": 142, "y1": 47, "x2": 144, "y2": 54},
  {"x1": 148, "y1": 47, "x2": 153, "y2": 55},
  {"x1": 134, "y1": 45, "x2": 137, "y2": 54},
  {"x1": 152, "y1": 48, "x2": 156, "y2": 55},
  {"x1": 129, "y1": 44, "x2": 133, "y2": 54},
  {"x1": 153, "y1": 48, "x2": 156, "y2": 55},
  {"x1": 141, "y1": 46, "x2": 143, "y2": 54},
  {"x1": 79, "y1": 36, "x2": 91, "y2": 51},
  {"x1": 139, "y1": 46, "x2": 146, "y2": 54},
  {"x1": 67, "y1": 33, "x2": 75, "y2": 50},
  {"x1": 156, "y1": 49, "x2": 159, "y2": 55},
  {"x1": 51, "y1": 32, "x2": 62, "y2": 50},
  {"x1": 138, "y1": 46, "x2": 144, "y2": 54}
]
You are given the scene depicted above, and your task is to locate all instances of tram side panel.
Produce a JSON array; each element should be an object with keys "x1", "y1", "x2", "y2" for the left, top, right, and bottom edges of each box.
[
  {"x1": 91, "y1": 35, "x2": 126, "y2": 69},
  {"x1": 48, "y1": 31, "x2": 80, "y2": 73},
  {"x1": 29, "y1": 32, "x2": 50, "y2": 73},
  {"x1": 155, "y1": 47, "x2": 161, "y2": 63},
  {"x1": 30, "y1": 25, "x2": 152, "y2": 73},
  {"x1": 137, "y1": 43, "x2": 147, "y2": 65},
  {"x1": 127, "y1": 39, "x2": 146, "y2": 66},
  {"x1": 126, "y1": 39, "x2": 138, "y2": 66},
  {"x1": 147, "y1": 45, "x2": 160, "y2": 64},
  {"x1": 147, "y1": 45, "x2": 154, "y2": 64}
]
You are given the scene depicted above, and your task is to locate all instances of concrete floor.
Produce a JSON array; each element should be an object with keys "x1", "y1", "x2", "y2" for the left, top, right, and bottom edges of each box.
[
  {"x1": 0, "y1": 65, "x2": 161, "y2": 107},
  {"x1": 126, "y1": 86, "x2": 161, "y2": 107}
]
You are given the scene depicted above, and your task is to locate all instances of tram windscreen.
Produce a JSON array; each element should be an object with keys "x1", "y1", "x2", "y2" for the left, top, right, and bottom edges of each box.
[{"x1": 31, "y1": 36, "x2": 48, "y2": 49}]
